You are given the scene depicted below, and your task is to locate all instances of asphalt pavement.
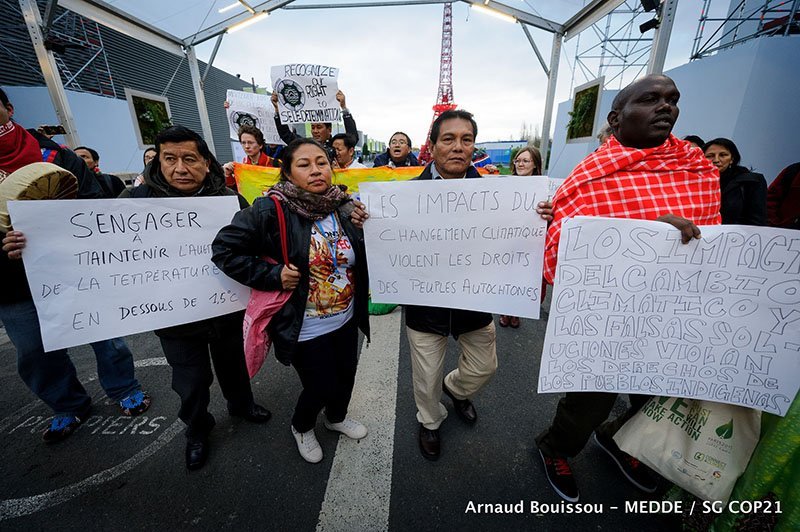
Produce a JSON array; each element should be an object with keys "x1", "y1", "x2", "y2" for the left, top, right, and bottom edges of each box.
[{"x1": 0, "y1": 299, "x2": 678, "y2": 531}]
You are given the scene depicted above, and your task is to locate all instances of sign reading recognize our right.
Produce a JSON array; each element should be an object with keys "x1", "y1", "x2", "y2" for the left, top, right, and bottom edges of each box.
[
  {"x1": 270, "y1": 63, "x2": 340, "y2": 125},
  {"x1": 539, "y1": 217, "x2": 800, "y2": 416}
]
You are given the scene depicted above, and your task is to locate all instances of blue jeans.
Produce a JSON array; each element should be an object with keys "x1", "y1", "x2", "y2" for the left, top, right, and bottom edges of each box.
[
  {"x1": 0, "y1": 300, "x2": 141, "y2": 416},
  {"x1": 89, "y1": 338, "x2": 140, "y2": 402}
]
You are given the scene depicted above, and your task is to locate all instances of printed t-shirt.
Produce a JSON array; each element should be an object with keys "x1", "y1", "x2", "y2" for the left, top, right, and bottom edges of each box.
[{"x1": 298, "y1": 212, "x2": 356, "y2": 341}]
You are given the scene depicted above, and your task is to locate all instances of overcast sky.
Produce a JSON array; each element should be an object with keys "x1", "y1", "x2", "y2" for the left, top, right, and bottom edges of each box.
[{"x1": 108, "y1": 0, "x2": 716, "y2": 145}]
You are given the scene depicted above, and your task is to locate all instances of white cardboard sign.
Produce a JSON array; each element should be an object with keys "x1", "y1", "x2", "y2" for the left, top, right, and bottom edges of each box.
[
  {"x1": 361, "y1": 176, "x2": 549, "y2": 319},
  {"x1": 8, "y1": 197, "x2": 249, "y2": 351},
  {"x1": 270, "y1": 64, "x2": 340, "y2": 124},
  {"x1": 538, "y1": 216, "x2": 800, "y2": 416},
  {"x1": 226, "y1": 89, "x2": 285, "y2": 146}
]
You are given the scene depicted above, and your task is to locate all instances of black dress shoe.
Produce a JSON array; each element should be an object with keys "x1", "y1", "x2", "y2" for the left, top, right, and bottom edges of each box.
[
  {"x1": 418, "y1": 424, "x2": 440, "y2": 461},
  {"x1": 186, "y1": 438, "x2": 209, "y2": 471},
  {"x1": 442, "y1": 381, "x2": 477, "y2": 424},
  {"x1": 229, "y1": 402, "x2": 272, "y2": 423}
]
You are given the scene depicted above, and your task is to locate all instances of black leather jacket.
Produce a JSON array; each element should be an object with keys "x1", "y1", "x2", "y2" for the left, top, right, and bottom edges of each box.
[
  {"x1": 211, "y1": 195, "x2": 370, "y2": 365},
  {"x1": 403, "y1": 164, "x2": 494, "y2": 338}
]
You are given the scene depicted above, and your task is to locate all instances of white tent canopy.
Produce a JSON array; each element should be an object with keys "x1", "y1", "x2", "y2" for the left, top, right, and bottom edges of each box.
[{"x1": 20, "y1": 0, "x2": 677, "y2": 165}]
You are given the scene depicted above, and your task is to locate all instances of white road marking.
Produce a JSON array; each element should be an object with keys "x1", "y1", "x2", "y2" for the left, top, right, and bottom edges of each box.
[
  {"x1": 134, "y1": 357, "x2": 168, "y2": 368},
  {"x1": 0, "y1": 356, "x2": 176, "y2": 520},
  {"x1": 316, "y1": 309, "x2": 402, "y2": 532},
  {"x1": 0, "y1": 357, "x2": 167, "y2": 433},
  {"x1": 0, "y1": 419, "x2": 184, "y2": 520}
]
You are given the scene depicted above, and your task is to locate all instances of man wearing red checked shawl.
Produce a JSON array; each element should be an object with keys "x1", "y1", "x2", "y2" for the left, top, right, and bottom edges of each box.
[{"x1": 535, "y1": 75, "x2": 721, "y2": 503}]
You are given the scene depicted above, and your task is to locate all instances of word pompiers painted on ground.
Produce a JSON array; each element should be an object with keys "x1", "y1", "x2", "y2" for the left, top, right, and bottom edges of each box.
[
  {"x1": 270, "y1": 63, "x2": 340, "y2": 125},
  {"x1": 7, "y1": 197, "x2": 249, "y2": 351},
  {"x1": 362, "y1": 176, "x2": 549, "y2": 319},
  {"x1": 539, "y1": 217, "x2": 800, "y2": 416}
]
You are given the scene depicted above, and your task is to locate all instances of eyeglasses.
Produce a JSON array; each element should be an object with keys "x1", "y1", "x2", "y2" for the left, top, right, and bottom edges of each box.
[
  {"x1": 514, "y1": 159, "x2": 533, "y2": 164},
  {"x1": 389, "y1": 139, "x2": 408, "y2": 146}
]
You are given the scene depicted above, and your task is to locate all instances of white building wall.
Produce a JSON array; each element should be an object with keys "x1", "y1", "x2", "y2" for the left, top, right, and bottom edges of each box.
[
  {"x1": 547, "y1": 36, "x2": 800, "y2": 184},
  {"x1": 3, "y1": 86, "x2": 146, "y2": 173}
]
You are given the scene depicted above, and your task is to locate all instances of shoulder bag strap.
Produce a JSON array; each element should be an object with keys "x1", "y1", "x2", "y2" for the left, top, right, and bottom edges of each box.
[{"x1": 269, "y1": 195, "x2": 290, "y2": 265}]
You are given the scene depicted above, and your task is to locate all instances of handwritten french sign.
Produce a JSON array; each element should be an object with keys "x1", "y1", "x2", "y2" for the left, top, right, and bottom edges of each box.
[
  {"x1": 270, "y1": 64, "x2": 340, "y2": 124},
  {"x1": 361, "y1": 177, "x2": 549, "y2": 319},
  {"x1": 539, "y1": 216, "x2": 800, "y2": 416},
  {"x1": 8, "y1": 197, "x2": 249, "y2": 351},
  {"x1": 226, "y1": 89, "x2": 284, "y2": 146}
]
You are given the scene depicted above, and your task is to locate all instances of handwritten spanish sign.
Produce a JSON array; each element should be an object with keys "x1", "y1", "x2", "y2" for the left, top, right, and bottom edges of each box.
[
  {"x1": 538, "y1": 217, "x2": 800, "y2": 416},
  {"x1": 270, "y1": 64, "x2": 340, "y2": 124},
  {"x1": 8, "y1": 197, "x2": 249, "y2": 351},
  {"x1": 362, "y1": 177, "x2": 549, "y2": 318},
  {"x1": 226, "y1": 89, "x2": 285, "y2": 146}
]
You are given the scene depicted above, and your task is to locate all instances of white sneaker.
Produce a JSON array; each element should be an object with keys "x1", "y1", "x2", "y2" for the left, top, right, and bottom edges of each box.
[
  {"x1": 291, "y1": 426, "x2": 323, "y2": 463},
  {"x1": 324, "y1": 417, "x2": 368, "y2": 440}
]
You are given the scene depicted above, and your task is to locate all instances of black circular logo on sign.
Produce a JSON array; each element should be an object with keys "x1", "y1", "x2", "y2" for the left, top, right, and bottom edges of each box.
[{"x1": 275, "y1": 79, "x2": 305, "y2": 110}]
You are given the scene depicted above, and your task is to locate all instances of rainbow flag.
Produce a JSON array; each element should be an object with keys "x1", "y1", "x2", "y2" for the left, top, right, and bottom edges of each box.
[{"x1": 234, "y1": 163, "x2": 424, "y2": 204}]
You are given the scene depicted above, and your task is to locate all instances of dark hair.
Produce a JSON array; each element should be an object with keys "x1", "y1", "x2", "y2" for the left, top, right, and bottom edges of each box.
[
  {"x1": 612, "y1": 74, "x2": 676, "y2": 111},
  {"x1": 683, "y1": 135, "x2": 705, "y2": 147},
  {"x1": 0, "y1": 87, "x2": 9, "y2": 107},
  {"x1": 155, "y1": 125, "x2": 213, "y2": 161},
  {"x1": 390, "y1": 131, "x2": 412, "y2": 146},
  {"x1": 702, "y1": 137, "x2": 741, "y2": 167},
  {"x1": 279, "y1": 138, "x2": 330, "y2": 181},
  {"x1": 143, "y1": 147, "x2": 156, "y2": 164},
  {"x1": 512, "y1": 146, "x2": 542, "y2": 176},
  {"x1": 331, "y1": 133, "x2": 355, "y2": 150},
  {"x1": 149, "y1": 125, "x2": 226, "y2": 193},
  {"x1": 75, "y1": 146, "x2": 99, "y2": 162},
  {"x1": 237, "y1": 124, "x2": 265, "y2": 146},
  {"x1": 430, "y1": 110, "x2": 477, "y2": 144}
]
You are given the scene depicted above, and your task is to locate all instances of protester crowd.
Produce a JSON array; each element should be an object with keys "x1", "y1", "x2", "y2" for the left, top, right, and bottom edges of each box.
[{"x1": 0, "y1": 73, "x2": 797, "y2": 530}]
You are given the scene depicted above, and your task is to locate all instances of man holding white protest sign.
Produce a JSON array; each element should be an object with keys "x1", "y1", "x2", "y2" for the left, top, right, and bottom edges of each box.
[
  {"x1": 122, "y1": 126, "x2": 272, "y2": 471},
  {"x1": 270, "y1": 64, "x2": 358, "y2": 164},
  {"x1": 364, "y1": 110, "x2": 550, "y2": 462},
  {"x1": 535, "y1": 75, "x2": 722, "y2": 503},
  {"x1": 0, "y1": 89, "x2": 151, "y2": 444}
]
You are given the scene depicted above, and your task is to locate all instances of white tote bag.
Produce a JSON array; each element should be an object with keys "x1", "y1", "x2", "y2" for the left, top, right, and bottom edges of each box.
[{"x1": 614, "y1": 396, "x2": 761, "y2": 502}]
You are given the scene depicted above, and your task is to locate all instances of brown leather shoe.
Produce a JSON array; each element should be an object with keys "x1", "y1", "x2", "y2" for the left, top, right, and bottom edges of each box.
[
  {"x1": 442, "y1": 381, "x2": 477, "y2": 424},
  {"x1": 418, "y1": 424, "x2": 440, "y2": 461}
]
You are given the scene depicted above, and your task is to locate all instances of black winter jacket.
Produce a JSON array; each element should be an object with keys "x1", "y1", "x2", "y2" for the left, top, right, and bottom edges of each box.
[
  {"x1": 28, "y1": 129, "x2": 103, "y2": 199},
  {"x1": 211, "y1": 196, "x2": 370, "y2": 365},
  {"x1": 403, "y1": 164, "x2": 494, "y2": 338},
  {"x1": 274, "y1": 111, "x2": 359, "y2": 163},
  {"x1": 720, "y1": 166, "x2": 767, "y2": 226},
  {"x1": 120, "y1": 162, "x2": 248, "y2": 338},
  {"x1": 373, "y1": 151, "x2": 420, "y2": 167}
]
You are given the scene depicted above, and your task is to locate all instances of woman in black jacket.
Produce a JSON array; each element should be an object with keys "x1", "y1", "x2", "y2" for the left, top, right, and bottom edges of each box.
[
  {"x1": 703, "y1": 138, "x2": 767, "y2": 225},
  {"x1": 499, "y1": 146, "x2": 544, "y2": 329},
  {"x1": 212, "y1": 138, "x2": 370, "y2": 464},
  {"x1": 122, "y1": 125, "x2": 272, "y2": 471}
]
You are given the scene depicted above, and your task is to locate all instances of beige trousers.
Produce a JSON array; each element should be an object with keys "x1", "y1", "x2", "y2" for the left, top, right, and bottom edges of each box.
[{"x1": 406, "y1": 322, "x2": 497, "y2": 429}]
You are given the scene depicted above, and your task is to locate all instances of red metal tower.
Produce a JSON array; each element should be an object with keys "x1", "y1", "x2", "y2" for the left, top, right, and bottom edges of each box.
[{"x1": 418, "y1": 2, "x2": 457, "y2": 165}]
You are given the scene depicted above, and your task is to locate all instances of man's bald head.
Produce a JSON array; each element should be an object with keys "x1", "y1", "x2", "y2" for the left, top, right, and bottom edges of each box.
[{"x1": 608, "y1": 75, "x2": 680, "y2": 149}]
